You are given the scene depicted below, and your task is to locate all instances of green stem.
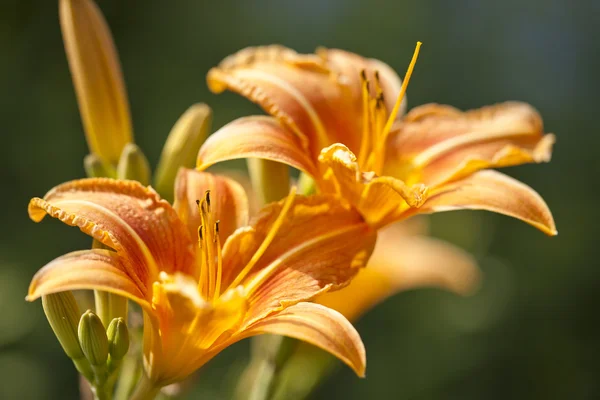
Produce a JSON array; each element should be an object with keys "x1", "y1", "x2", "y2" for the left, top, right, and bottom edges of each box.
[
  {"x1": 130, "y1": 374, "x2": 161, "y2": 400},
  {"x1": 91, "y1": 385, "x2": 112, "y2": 400}
]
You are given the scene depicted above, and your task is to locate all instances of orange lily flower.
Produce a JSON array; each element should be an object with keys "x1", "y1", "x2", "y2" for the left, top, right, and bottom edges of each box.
[
  {"x1": 197, "y1": 44, "x2": 556, "y2": 234},
  {"x1": 317, "y1": 219, "x2": 480, "y2": 322},
  {"x1": 26, "y1": 169, "x2": 375, "y2": 387}
]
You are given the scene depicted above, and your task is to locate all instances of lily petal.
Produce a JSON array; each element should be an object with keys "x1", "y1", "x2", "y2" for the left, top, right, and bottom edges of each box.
[
  {"x1": 208, "y1": 45, "x2": 366, "y2": 157},
  {"x1": 318, "y1": 48, "x2": 406, "y2": 120},
  {"x1": 221, "y1": 194, "x2": 376, "y2": 325},
  {"x1": 318, "y1": 144, "x2": 428, "y2": 227},
  {"x1": 60, "y1": 0, "x2": 132, "y2": 164},
  {"x1": 318, "y1": 223, "x2": 480, "y2": 322},
  {"x1": 28, "y1": 178, "x2": 195, "y2": 294},
  {"x1": 242, "y1": 302, "x2": 366, "y2": 377},
  {"x1": 387, "y1": 102, "x2": 555, "y2": 185},
  {"x1": 197, "y1": 116, "x2": 317, "y2": 177},
  {"x1": 27, "y1": 249, "x2": 149, "y2": 309},
  {"x1": 173, "y1": 168, "x2": 249, "y2": 242},
  {"x1": 416, "y1": 170, "x2": 557, "y2": 235}
]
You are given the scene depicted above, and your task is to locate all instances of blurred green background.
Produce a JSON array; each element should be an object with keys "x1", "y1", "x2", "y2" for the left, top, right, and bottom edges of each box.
[{"x1": 2, "y1": 0, "x2": 598, "y2": 399}]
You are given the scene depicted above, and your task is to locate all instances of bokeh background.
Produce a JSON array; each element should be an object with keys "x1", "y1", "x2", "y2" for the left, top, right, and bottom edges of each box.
[{"x1": 2, "y1": 0, "x2": 598, "y2": 398}]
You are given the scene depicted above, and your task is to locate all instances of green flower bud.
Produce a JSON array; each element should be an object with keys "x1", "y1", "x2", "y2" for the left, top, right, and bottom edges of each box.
[
  {"x1": 116, "y1": 143, "x2": 151, "y2": 185},
  {"x1": 247, "y1": 159, "x2": 290, "y2": 206},
  {"x1": 42, "y1": 293, "x2": 84, "y2": 359},
  {"x1": 83, "y1": 153, "x2": 115, "y2": 179},
  {"x1": 154, "y1": 103, "x2": 213, "y2": 202},
  {"x1": 106, "y1": 317, "x2": 129, "y2": 360},
  {"x1": 78, "y1": 310, "x2": 109, "y2": 367}
]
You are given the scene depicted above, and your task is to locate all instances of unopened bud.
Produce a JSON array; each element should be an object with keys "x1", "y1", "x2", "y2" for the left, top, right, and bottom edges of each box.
[
  {"x1": 78, "y1": 310, "x2": 109, "y2": 366},
  {"x1": 106, "y1": 317, "x2": 129, "y2": 360},
  {"x1": 247, "y1": 159, "x2": 290, "y2": 206},
  {"x1": 84, "y1": 154, "x2": 115, "y2": 178},
  {"x1": 154, "y1": 103, "x2": 213, "y2": 202},
  {"x1": 60, "y1": 0, "x2": 133, "y2": 165},
  {"x1": 42, "y1": 293, "x2": 84, "y2": 359},
  {"x1": 116, "y1": 143, "x2": 151, "y2": 185}
]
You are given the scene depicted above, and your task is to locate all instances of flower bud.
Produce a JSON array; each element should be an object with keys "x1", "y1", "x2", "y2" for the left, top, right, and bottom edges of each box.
[
  {"x1": 78, "y1": 310, "x2": 109, "y2": 367},
  {"x1": 106, "y1": 317, "x2": 129, "y2": 361},
  {"x1": 84, "y1": 154, "x2": 115, "y2": 178},
  {"x1": 154, "y1": 103, "x2": 213, "y2": 202},
  {"x1": 42, "y1": 293, "x2": 84, "y2": 360},
  {"x1": 247, "y1": 159, "x2": 290, "y2": 206},
  {"x1": 60, "y1": 0, "x2": 133, "y2": 165},
  {"x1": 116, "y1": 143, "x2": 151, "y2": 185}
]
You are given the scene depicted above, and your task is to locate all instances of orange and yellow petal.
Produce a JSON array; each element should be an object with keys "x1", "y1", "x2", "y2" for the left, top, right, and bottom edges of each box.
[
  {"x1": 415, "y1": 170, "x2": 557, "y2": 235},
  {"x1": 196, "y1": 116, "x2": 317, "y2": 176},
  {"x1": 317, "y1": 47, "x2": 406, "y2": 122},
  {"x1": 318, "y1": 144, "x2": 428, "y2": 228},
  {"x1": 220, "y1": 194, "x2": 376, "y2": 326},
  {"x1": 60, "y1": 0, "x2": 132, "y2": 164},
  {"x1": 241, "y1": 302, "x2": 366, "y2": 377},
  {"x1": 173, "y1": 168, "x2": 249, "y2": 242},
  {"x1": 386, "y1": 102, "x2": 555, "y2": 186},
  {"x1": 28, "y1": 178, "x2": 195, "y2": 294},
  {"x1": 207, "y1": 45, "x2": 363, "y2": 157},
  {"x1": 318, "y1": 223, "x2": 480, "y2": 322},
  {"x1": 27, "y1": 249, "x2": 150, "y2": 309}
]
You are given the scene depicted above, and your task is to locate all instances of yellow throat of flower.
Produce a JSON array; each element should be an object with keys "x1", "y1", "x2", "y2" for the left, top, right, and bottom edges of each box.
[{"x1": 358, "y1": 42, "x2": 422, "y2": 175}]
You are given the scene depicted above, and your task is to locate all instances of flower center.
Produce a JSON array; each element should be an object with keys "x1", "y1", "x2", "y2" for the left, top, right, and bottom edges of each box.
[
  {"x1": 357, "y1": 42, "x2": 422, "y2": 175},
  {"x1": 195, "y1": 191, "x2": 223, "y2": 300}
]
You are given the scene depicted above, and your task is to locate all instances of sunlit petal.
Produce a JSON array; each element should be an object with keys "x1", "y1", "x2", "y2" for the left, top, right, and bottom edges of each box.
[
  {"x1": 27, "y1": 249, "x2": 149, "y2": 309},
  {"x1": 28, "y1": 178, "x2": 195, "y2": 294},
  {"x1": 196, "y1": 116, "x2": 317, "y2": 176},
  {"x1": 318, "y1": 223, "x2": 480, "y2": 321},
  {"x1": 415, "y1": 170, "x2": 557, "y2": 235},
  {"x1": 318, "y1": 144, "x2": 428, "y2": 227},
  {"x1": 221, "y1": 194, "x2": 376, "y2": 325},
  {"x1": 208, "y1": 45, "x2": 365, "y2": 157},
  {"x1": 174, "y1": 168, "x2": 249, "y2": 242},
  {"x1": 387, "y1": 102, "x2": 555, "y2": 185},
  {"x1": 242, "y1": 302, "x2": 366, "y2": 377}
]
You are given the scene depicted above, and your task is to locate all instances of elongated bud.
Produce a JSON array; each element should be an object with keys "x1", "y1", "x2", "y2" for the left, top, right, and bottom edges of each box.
[
  {"x1": 84, "y1": 154, "x2": 115, "y2": 178},
  {"x1": 60, "y1": 0, "x2": 133, "y2": 165},
  {"x1": 117, "y1": 143, "x2": 151, "y2": 185},
  {"x1": 106, "y1": 317, "x2": 129, "y2": 361},
  {"x1": 42, "y1": 293, "x2": 84, "y2": 360},
  {"x1": 78, "y1": 310, "x2": 109, "y2": 367},
  {"x1": 154, "y1": 103, "x2": 213, "y2": 202},
  {"x1": 247, "y1": 159, "x2": 290, "y2": 206}
]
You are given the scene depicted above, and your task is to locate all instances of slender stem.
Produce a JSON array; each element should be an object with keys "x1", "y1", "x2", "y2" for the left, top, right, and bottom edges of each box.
[{"x1": 130, "y1": 374, "x2": 161, "y2": 400}]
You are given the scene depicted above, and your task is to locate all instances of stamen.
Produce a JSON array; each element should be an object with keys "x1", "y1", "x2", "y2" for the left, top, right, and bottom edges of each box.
[
  {"x1": 205, "y1": 190, "x2": 211, "y2": 212},
  {"x1": 214, "y1": 226, "x2": 223, "y2": 298},
  {"x1": 228, "y1": 187, "x2": 297, "y2": 289},
  {"x1": 357, "y1": 70, "x2": 372, "y2": 166},
  {"x1": 379, "y1": 42, "x2": 422, "y2": 145}
]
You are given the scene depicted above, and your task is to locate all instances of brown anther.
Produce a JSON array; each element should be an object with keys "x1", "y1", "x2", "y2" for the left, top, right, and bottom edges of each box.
[
  {"x1": 360, "y1": 69, "x2": 367, "y2": 81},
  {"x1": 205, "y1": 190, "x2": 211, "y2": 211},
  {"x1": 198, "y1": 225, "x2": 204, "y2": 241}
]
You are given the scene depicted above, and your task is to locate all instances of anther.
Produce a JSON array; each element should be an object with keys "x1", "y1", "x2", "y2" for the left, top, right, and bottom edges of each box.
[
  {"x1": 205, "y1": 190, "x2": 211, "y2": 212},
  {"x1": 198, "y1": 225, "x2": 204, "y2": 241}
]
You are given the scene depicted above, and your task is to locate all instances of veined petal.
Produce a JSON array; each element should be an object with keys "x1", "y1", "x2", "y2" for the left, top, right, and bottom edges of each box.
[
  {"x1": 27, "y1": 249, "x2": 150, "y2": 310},
  {"x1": 415, "y1": 170, "x2": 557, "y2": 235},
  {"x1": 242, "y1": 302, "x2": 366, "y2": 377},
  {"x1": 318, "y1": 223, "x2": 480, "y2": 322},
  {"x1": 196, "y1": 116, "x2": 317, "y2": 177},
  {"x1": 317, "y1": 48, "x2": 406, "y2": 121},
  {"x1": 221, "y1": 195, "x2": 376, "y2": 326},
  {"x1": 387, "y1": 102, "x2": 555, "y2": 185},
  {"x1": 207, "y1": 45, "x2": 364, "y2": 157},
  {"x1": 173, "y1": 168, "x2": 249, "y2": 242},
  {"x1": 318, "y1": 144, "x2": 428, "y2": 228},
  {"x1": 60, "y1": 0, "x2": 132, "y2": 164},
  {"x1": 28, "y1": 178, "x2": 195, "y2": 295}
]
